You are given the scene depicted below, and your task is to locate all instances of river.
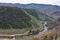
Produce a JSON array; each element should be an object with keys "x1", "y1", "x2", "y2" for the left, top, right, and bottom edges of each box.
[
  {"x1": 41, "y1": 21, "x2": 48, "y2": 33},
  {"x1": 15, "y1": 21, "x2": 48, "y2": 40},
  {"x1": 37, "y1": 21, "x2": 48, "y2": 35}
]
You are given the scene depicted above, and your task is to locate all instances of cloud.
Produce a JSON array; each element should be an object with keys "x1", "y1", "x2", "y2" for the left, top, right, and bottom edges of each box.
[
  {"x1": 0, "y1": 0, "x2": 18, "y2": 3},
  {"x1": 0, "y1": 0, "x2": 60, "y2": 5}
]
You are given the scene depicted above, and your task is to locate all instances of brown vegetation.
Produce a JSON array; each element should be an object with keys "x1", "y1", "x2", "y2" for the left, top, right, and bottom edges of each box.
[
  {"x1": 30, "y1": 18, "x2": 60, "y2": 40},
  {"x1": 31, "y1": 26, "x2": 60, "y2": 40}
]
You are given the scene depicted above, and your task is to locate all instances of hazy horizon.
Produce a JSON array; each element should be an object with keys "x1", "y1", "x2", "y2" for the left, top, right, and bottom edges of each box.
[{"x1": 0, "y1": 0, "x2": 60, "y2": 6}]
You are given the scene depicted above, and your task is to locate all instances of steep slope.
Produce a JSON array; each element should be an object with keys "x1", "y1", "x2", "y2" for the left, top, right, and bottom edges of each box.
[
  {"x1": 0, "y1": 6, "x2": 47, "y2": 34},
  {"x1": 24, "y1": 9, "x2": 54, "y2": 21},
  {"x1": 51, "y1": 11, "x2": 60, "y2": 19},
  {"x1": 21, "y1": 9, "x2": 44, "y2": 31},
  {"x1": 0, "y1": 6, "x2": 32, "y2": 29}
]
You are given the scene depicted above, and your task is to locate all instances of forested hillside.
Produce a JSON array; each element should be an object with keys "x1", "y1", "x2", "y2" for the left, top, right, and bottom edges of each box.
[
  {"x1": 0, "y1": 3, "x2": 60, "y2": 40},
  {"x1": 0, "y1": 6, "x2": 32, "y2": 29},
  {"x1": 0, "y1": 6, "x2": 54, "y2": 32},
  {"x1": 24, "y1": 9, "x2": 54, "y2": 21}
]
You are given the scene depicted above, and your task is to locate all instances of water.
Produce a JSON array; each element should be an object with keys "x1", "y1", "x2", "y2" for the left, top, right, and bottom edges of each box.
[
  {"x1": 38, "y1": 21, "x2": 48, "y2": 34},
  {"x1": 15, "y1": 21, "x2": 48, "y2": 40},
  {"x1": 42, "y1": 21, "x2": 48, "y2": 32}
]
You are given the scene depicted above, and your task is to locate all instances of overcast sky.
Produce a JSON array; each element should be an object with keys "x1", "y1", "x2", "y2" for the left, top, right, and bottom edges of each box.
[{"x1": 0, "y1": 0, "x2": 60, "y2": 5}]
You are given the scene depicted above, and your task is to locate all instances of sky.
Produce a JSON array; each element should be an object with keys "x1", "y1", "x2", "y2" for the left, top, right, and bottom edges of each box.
[{"x1": 0, "y1": 0, "x2": 60, "y2": 5}]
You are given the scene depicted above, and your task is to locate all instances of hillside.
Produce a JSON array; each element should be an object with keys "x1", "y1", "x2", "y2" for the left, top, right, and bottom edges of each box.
[
  {"x1": 0, "y1": 3, "x2": 60, "y2": 16},
  {"x1": 24, "y1": 9, "x2": 54, "y2": 21},
  {"x1": 51, "y1": 11, "x2": 60, "y2": 19},
  {"x1": 0, "y1": 6, "x2": 47, "y2": 34},
  {"x1": 0, "y1": 3, "x2": 60, "y2": 40},
  {"x1": 0, "y1": 5, "x2": 55, "y2": 33},
  {"x1": 31, "y1": 18, "x2": 60, "y2": 40},
  {"x1": 0, "y1": 3, "x2": 60, "y2": 20},
  {"x1": 52, "y1": 11, "x2": 60, "y2": 16},
  {"x1": 31, "y1": 26, "x2": 60, "y2": 40},
  {"x1": 0, "y1": 6, "x2": 32, "y2": 29}
]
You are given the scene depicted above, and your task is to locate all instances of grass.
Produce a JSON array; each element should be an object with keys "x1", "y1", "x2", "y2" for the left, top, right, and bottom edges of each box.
[
  {"x1": 56, "y1": 37, "x2": 60, "y2": 40},
  {"x1": 0, "y1": 29, "x2": 27, "y2": 34},
  {"x1": 37, "y1": 21, "x2": 44, "y2": 32},
  {"x1": 46, "y1": 21, "x2": 54, "y2": 29}
]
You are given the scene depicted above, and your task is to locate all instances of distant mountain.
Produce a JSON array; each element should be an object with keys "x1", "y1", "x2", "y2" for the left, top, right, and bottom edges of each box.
[{"x1": 0, "y1": 3, "x2": 60, "y2": 16}]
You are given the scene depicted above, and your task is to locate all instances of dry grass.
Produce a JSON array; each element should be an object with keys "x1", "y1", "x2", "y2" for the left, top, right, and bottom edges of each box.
[
  {"x1": 0, "y1": 29, "x2": 27, "y2": 34},
  {"x1": 30, "y1": 25, "x2": 60, "y2": 40}
]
